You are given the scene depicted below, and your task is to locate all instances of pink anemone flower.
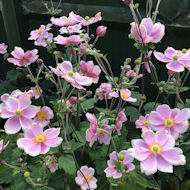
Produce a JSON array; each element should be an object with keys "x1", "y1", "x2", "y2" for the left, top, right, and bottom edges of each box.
[
  {"x1": 50, "y1": 61, "x2": 92, "y2": 89},
  {"x1": 86, "y1": 113, "x2": 111, "y2": 147},
  {"x1": 0, "y1": 43, "x2": 8, "y2": 54},
  {"x1": 45, "y1": 155, "x2": 58, "y2": 173},
  {"x1": 154, "y1": 47, "x2": 190, "y2": 72},
  {"x1": 136, "y1": 114, "x2": 151, "y2": 132},
  {"x1": 120, "y1": 89, "x2": 137, "y2": 102},
  {"x1": 115, "y1": 109, "x2": 128, "y2": 135},
  {"x1": 96, "y1": 83, "x2": 113, "y2": 100},
  {"x1": 1, "y1": 95, "x2": 39, "y2": 134},
  {"x1": 75, "y1": 165, "x2": 97, "y2": 190},
  {"x1": 17, "y1": 124, "x2": 63, "y2": 156},
  {"x1": 34, "y1": 106, "x2": 54, "y2": 127},
  {"x1": 59, "y1": 23, "x2": 83, "y2": 34},
  {"x1": 148, "y1": 104, "x2": 190, "y2": 140},
  {"x1": 130, "y1": 17, "x2": 165, "y2": 44},
  {"x1": 80, "y1": 60, "x2": 101, "y2": 84},
  {"x1": 51, "y1": 16, "x2": 77, "y2": 27},
  {"x1": 31, "y1": 86, "x2": 43, "y2": 99},
  {"x1": 104, "y1": 150, "x2": 135, "y2": 179},
  {"x1": 7, "y1": 47, "x2": 39, "y2": 67},
  {"x1": 129, "y1": 130, "x2": 186, "y2": 175}
]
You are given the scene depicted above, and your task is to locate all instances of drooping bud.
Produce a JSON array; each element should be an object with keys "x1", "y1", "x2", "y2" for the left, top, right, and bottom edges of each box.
[
  {"x1": 79, "y1": 43, "x2": 87, "y2": 55},
  {"x1": 69, "y1": 96, "x2": 77, "y2": 105},
  {"x1": 86, "y1": 91, "x2": 92, "y2": 97},
  {"x1": 37, "y1": 58, "x2": 43, "y2": 66},
  {"x1": 96, "y1": 25, "x2": 107, "y2": 37},
  {"x1": 70, "y1": 48, "x2": 76, "y2": 55}
]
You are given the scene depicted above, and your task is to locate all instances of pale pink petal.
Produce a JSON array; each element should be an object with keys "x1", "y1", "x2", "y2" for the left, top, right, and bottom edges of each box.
[
  {"x1": 166, "y1": 62, "x2": 184, "y2": 72},
  {"x1": 17, "y1": 138, "x2": 35, "y2": 149},
  {"x1": 22, "y1": 105, "x2": 39, "y2": 118},
  {"x1": 174, "y1": 108, "x2": 190, "y2": 123},
  {"x1": 140, "y1": 154, "x2": 157, "y2": 175},
  {"x1": 44, "y1": 128, "x2": 61, "y2": 139},
  {"x1": 165, "y1": 47, "x2": 176, "y2": 59},
  {"x1": 60, "y1": 61, "x2": 73, "y2": 73},
  {"x1": 1, "y1": 109, "x2": 15, "y2": 118},
  {"x1": 40, "y1": 143, "x2": 50, "y2": 154},
  {"x1": 142, "y1": 130, "x2": 156, "y2": 145},
  {"x1": 157, "y1": 155, "x2": 173, "y2": 173},
  {"x1": 5, "y1": 116, "x2": 21, "y2": 134},
  {"x1": 44, "y1": 138, "x2": 62, "y2": 147},
  {"x1": 19, "y1": 116, "x2": 32, "y2": 128},
  {"x1": 18, "y1": 95, "x2": 31, "y2": 110},
  {"x1": 156, "y1": 104, "x2": 171, "y2": 117},
  {"x1": 11, "y1": 47, "x2": 24, "y2": 59},
  {"x1": 25, "y1": 143, "x2": 41, "y2": 156},
  {"x1": 154, "y1": 52, "x2": 171, "y2": 62},
  {"x1": 6, "y1": 97, "x2": 18, "y2": 111}
]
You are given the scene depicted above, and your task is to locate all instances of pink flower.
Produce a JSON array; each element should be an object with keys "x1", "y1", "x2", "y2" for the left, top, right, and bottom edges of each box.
[
  {"x1": 126, "y1": 68, "x2": 143, "y2": 79},
  {"x1": 129, "y1": 130, "x2": 186, "y2": 175},
  {"x1": 54, "y1": 34, "x2": 87, "y2": 45},
  {"x1": 0, "y1": 43, "x2": 8, "y2": 54},
  {"x1": 104, "y1": 150, "x2": 135, "y2": 179},
  {"x1": 120, "y1": 89, "x2": 137, "y2": 102},
  {"x1": 51, "y1": 16, "x2": 77, "y2": 27},
  {"x1": 96, "y1": 83, "x2": 113, "y2": 100},
  {"x1": 115, "y1": 109, "x2": 128, "y2": 135},
  {"x1": 50, "y1": 61, "x2": 92, "y2": 89},
  {"x1": 7, "y1": 47, "x2": 39, "y2": 67},
  {"x1": 80, "y1": 60, "x2": 101, "y2": 84},
  {"x1": 59, "y1": 23, "x2": 83, "y2": 34},
  {"x1": 1, "y1": 94, "x2": 39, "y2": 134},
  {"x1": 136, "y1": 114, "x2": 151, "y2": 132},
  {"x1": 34, "y1": 106, "x2": 54, "y2": 127},
  {"x1": 148, "y1": 104, "x2": 190, "y2": 140},
  {"x1": 75, "y1": 165, "x2": 97, "y2": 190},
  {"x1": 17, "y1": 124, "x2": 62, "y2": 156},
  {"x1": 143, "y1": 51, "x2": 152, "y2": 73},
  {"x1": 96, "y1": 25, "x2": 107, "y2": 37},
  {"x1": 31, "y1": 86, "x2": 43, "y2": 99},
  {"x1": 154, "y1": 47, "x2": 190, "y2": 72},
  {"x1": 86, "y1": 113, "x2": 111, "y2": 147},
  {"x1": 45, "y1": 155, "x2": 58, "y2": 173},
  {"x1": 130, "y1": 18, "x2": 165, "y2": 44},
  {"x1": 69, "y1": 11, "x2": 102, "y2": 26},
  {"x1": 0, "y1": 140, "x2": 9, "y2": 154}
]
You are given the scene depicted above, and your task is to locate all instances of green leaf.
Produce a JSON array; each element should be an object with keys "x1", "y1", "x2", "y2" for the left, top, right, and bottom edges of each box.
[
  {"x1": 63, "y1": 140, "x2": 84, "y2": 153},
  {"x1": 0, "y1": 166, "x2": 13, "y2": 184},
  {"x1": 144, "y1": 102, "x2": 161, "y2": 114},
  {"x1": 174, "y1": 166, "x2": 184, "y2": 181},
  {"x1": 58, "y1": 155, "x2": 76, "y2": 176},
  {"x1": 125, "y1": 106, "x2": 140, "y2": 122},
  {"x1": 12, "y1": 173, "x2": 26, "y2": 190},
  {"x1": 130, "y1": 91, "x2": 142, "y2": 106},
  {"x1": 181, "y1": 180, "x2": 190, "y2": 190},
  {"x1": 81, "y1": 98, "x2": 97, "y2": 110}
]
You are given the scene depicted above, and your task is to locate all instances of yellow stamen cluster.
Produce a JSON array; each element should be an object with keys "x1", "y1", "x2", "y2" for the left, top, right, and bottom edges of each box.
[
  {"x1": 148, "y1": 143, "x2": 163, "y2": 155},
  {"x1": 84, "y1": 174, "x2": 91, "y2": 182},
  {"x1": 36, "y1": 28, "x2": 44, "y2": 34},
  {"x1": 121, "y1": 92, "x2": 128, "y2": 99},
  {"x1": 37, "y1": 112, "x2": 47, "y2": 121},
  {"x1": 34, "y1": 133, "x2": 46, "y2": 143},
  {"x1": 163, "y1": 117, "x2": 175, "y2": 128}
]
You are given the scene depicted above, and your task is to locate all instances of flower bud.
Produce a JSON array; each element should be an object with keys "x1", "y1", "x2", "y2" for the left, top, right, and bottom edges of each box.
[
  {"x1": 80, "y1": 33, "x2": 85, "y2": 38},
  {"x1": 96, "y1": 25, "x2": 107, "y2": 37},
  {"x1": 122, "y1": 0, "x2": 132, "y2": 6},
  {"x1": 37, "y1": 59, "x2": 43, "y2": 66},
  {"x1": 90, "y1": 34, "x2": 95, "y2": 39},
  {"x1": 79, "y1": 44, "x2": 87, "y2": 55},
  {"x1": 26, "y1": 74, "x2": 31, "y2": 79},
  {"x1": 174, "y1": 81, "x2": 181, "y2": 87},
  {"x1": 24, "y1": 171, "x2": 30, "y2": 178},
  {"x1": 70, "y1": 48, "x2": 75, "y2": 55},
  {"x1": 168, "y1": 70, "x2": 178, "y2": 77},
  {"x1": 45, "y1": 74, "x2": 51, "y2": 80},
  {"x1": 86, "y1": 91, "x2": 92, "y2": 97},
  {"x1": 134, "y1": 57, "x2": 141, "y2": 65},
  {"x1": 117, "y1": 180, "x2": 123, "y2": 186},
  {"x1": 124, "y1": 65, "x2": 131, "y2": 71},
  {"x1": 18, "y1": 158, "x2": 23, "y2": 163},
  {"x1": 141, "y1": 95, "x2": 146, "y2": 101},
  {"x1": 69, "y1": 96, "x2": 77, "y2": 105},
  {"x1": 53, "y1": 51, "x2": 58, "y2": 56}
]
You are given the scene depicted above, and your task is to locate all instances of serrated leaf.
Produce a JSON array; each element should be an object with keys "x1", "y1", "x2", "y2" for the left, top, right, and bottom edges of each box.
[
  {"x1": 144, "y1": 102, "x2": 161, "y2": 114},
  {"x1": 125, "y1": 106, "x2": 140, "y2": 122},
  {"x1": 58, "y1": 155, "x2": 76, "y2": 176},
  {"x1": 82, "y1": 98, "x2": 97, "y2": 110},
  {"x1": 130, "y1": 91, "x2": 142, "y2": 106},
  {"x1": 12, "y1": 173, "x2": 26, "y2": 190}
]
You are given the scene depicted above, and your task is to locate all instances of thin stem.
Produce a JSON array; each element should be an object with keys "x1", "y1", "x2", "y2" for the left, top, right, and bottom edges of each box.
[
  {"x1": 182, "y1": 70, "x2": 190, "y2": 87},
  {"x1": 152, "y1": 0, "x2": 161, "y2": 22},
  {"x1": 92, "y1": 35, "x2": 99, "y2": 48},
  {"x1": 56, "y1": 0, "x2": 62, "y2": 9}
]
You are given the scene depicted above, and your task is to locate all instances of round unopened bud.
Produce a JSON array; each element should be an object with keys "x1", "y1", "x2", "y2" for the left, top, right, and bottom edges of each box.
[
  {"x1": 53, "y1": 51, "x2": 58, "y2": 56},
  {"x1": 79, "y1": 44, "x2": 87, "y2": 54},
  {"x1": 159, "y1": 81, "x2": 165, "y2": 87},
  {"x1": 49, "y1": 151, "x2": 54, "y2": 155},
  {"x1": 90, "y1": 34, "x2": 95, "y2": 39},
  {"x1": 80, "y1": 33, "x2": 85, "y2": 38},
  {"x1": 0, "y1": 160, "x2": 6, "y2": 165},
  {"x1": 159, "y1": 87, "x2": 164, "y2": 92},
  {"x1": 37, "y1": 59, "x2": 43, "y2": 66},
  {"x1": 124, "y1": 65, "x2": 131, "y2": 71},
  {"x1": 69, "y1": 96, "x2": 77, "y2": 105},
  {"x1": 174, "y1": 81, "x2": 181, "y2": 87},
  {"x1": 117, "y1": 180, "x2": 123, "y2": 186},
  {"x1": 45, "y1": 74, "x2": 51, "y2": 80},
  {"x1": 37, "y1": 178, "x2": 41, "y2": 182},
  {"x1": 24, "y1": 171, "x2": 30, "y2": 178},
  {"x1": 168, "y1": 70, "x2": 177, "y2": 77},
  {"x1": 86, "y1": 91, "x2": 92, "y2": 97},
  {"x1": 134, "y1": 58, "x2": 141, "y2": 65},
  {"x1": 96, "y1": 25, "x2": 107, "y2": 37},
  {"x1": 18, "y1": 158, "x2": 23, "y2": 163},
  {"x1": 110, "y1": 124, "x2": 115, "y2": 130},
  {"x1": 118, "y1": 154, "x2": 125, "y2": 161},
  {"x1": 125, "y1": 58, "x2": 131, "y2": 64},
  {"x1": 79, "y1": 98, "x2": 84, "y2": 103},
  {"x1": 70, "y1": 48, "x2": 75, "y2": 55},
  {"x1": 141, "y1": 95, "x2": 146, "y2": 101},
  {"x1": 100, "y1": 112, "x2": 105, "y2": 117},
  {"x1": 182, "y1": 48, "x2": 187, "y2": 53},
  {"x1": 26, "y1": 74, "x2": 31, "y2": 79},
  {"x1": 39, "y1": 161, "x2": 43, "y2": 164}
]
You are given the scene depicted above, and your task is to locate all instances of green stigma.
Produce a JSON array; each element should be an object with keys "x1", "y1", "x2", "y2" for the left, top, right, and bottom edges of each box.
[
  {"x1": 173, "y1": 55, "x2": 178, "y2": 60},
  {"x1": 182, "y1": 49, "x2": 187, "y2": 53},
  {"x1": 166, "y1": 119, "x2": 172, "y2": 125},
  {"x1": 68, "y1": 71, "x2": 73, "y2": 77},
  {"x1": 15, "y1": 110, "x2": 21, "y2": 116},
  {"x1": 80, "y1": 33, "x2": 85, "y2": 38},
  {"x1": 85, "y1": 16, "x2": 90, "y2": 20},
  {"x1": 153, "y1": 146, "x2": 159, "y2": 152},
  {"x1": 118, "y1": 154, "x2": 125, "y2": 161}
]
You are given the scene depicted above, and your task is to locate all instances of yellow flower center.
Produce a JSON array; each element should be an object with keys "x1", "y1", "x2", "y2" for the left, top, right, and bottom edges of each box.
[
  {"x1": 121, "y1": 92, "x2": 128, "y2": 99},
  {"x1": 64, "y1": 19, "x2": 70, "y2": 23},
  {"x1": 37, "y1": 112, "x2": 47, "y2": 121},
  {"x1": 34, "y1": 89, "x2": 40, "y2": 95},
  {"x1": 36, "y1": 28, "x2": 44, "y2": 34},
  {"x1": 34, "y1": 133, "x2": 46, "y2": 143},
  {"x1": 15, "y1": 110, "x2": 21, "y2": 116},
  {"x1": 50, "y1": 160, "x2": 56, "y2": 167},
  {"x1": 0, "y1": 47, "x2": 3, "y2": 50},
  {"x1": 163, "y1": 117, "x2": 175, "y2": 128},
  {"x1": 66, "y1": 100, "x2": 70, "y2": 104},
  {"x1": 149, "y1": 143, "x2": 163, "y2": 155},
  {"x1": 68, "y1": 71, "x2": 73, "y2": 77},
  {"x1": 99, "y1": 129, "x2": 104, "y2": 135},
  {"x1": 143, "y1": 120, "x2": 148, "y2": 126},
  {"x1": 68, "y1": 27, "x2": 73, "y2": 30},
  {"x1": 186, "y1": 121, "x2": 189, "y2": 127},
  {"x1": 84, "y1": 174, "x2": 91, "y2": 182}
]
